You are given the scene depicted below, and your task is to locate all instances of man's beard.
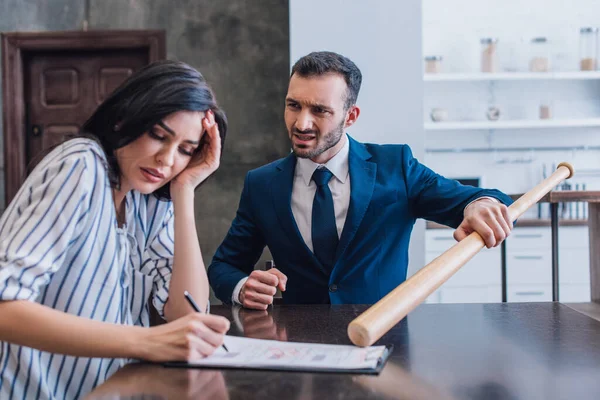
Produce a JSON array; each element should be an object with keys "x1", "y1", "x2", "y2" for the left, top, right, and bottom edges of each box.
[{"x1": 291, "y1": 119, "x2": 345, "y2": 160}]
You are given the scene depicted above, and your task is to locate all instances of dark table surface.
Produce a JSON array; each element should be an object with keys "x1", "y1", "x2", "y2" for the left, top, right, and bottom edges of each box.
[{"x1": 85, "y1": 303, "x2": 600, "y2": 400}]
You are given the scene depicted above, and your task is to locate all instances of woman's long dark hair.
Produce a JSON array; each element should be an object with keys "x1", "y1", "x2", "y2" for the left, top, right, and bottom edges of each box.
[{"x1": 81, "y1": 60, "x2": 227, "y2": 200}]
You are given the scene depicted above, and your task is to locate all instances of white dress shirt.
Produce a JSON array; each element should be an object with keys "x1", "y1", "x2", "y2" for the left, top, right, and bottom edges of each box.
[{"x1": 290, "y1": 136, "x2": 351, "y2": 251}]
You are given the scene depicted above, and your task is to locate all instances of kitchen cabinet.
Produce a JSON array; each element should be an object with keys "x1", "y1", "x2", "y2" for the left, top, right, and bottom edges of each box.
[{"x1": 424, "y1": 225, "x2": 590, "y2": 303}]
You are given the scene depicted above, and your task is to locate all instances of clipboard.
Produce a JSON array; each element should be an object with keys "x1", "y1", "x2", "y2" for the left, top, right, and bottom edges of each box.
[{"x1": 164, "y1": 344, "x2": 393, "y2": 375}]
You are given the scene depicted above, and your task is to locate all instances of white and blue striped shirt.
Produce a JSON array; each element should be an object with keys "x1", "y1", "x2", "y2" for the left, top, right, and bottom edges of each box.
[{"x1": 0, "y1": 138, "x2": 175, "y2": 399}]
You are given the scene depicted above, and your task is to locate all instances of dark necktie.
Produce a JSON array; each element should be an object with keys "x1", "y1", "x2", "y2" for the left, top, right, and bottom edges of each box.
[{"x1": 311, "y1": 168, "x2": 338, "y2": 271}]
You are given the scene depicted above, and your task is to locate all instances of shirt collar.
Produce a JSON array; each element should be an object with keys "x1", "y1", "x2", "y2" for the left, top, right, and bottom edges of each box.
[{"x1": 296, "y1": 134, "x2": 350, "y2": 186}]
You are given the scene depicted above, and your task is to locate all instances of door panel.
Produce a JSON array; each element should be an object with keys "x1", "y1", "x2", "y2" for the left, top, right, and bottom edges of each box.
[{"x1": 25, "y1": 49, "x2": 148, "y2": 167}]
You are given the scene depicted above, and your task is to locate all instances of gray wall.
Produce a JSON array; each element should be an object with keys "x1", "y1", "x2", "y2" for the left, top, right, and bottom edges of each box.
[{"x1": 0, "y1": 1, "x2": 290, "y2": 300}]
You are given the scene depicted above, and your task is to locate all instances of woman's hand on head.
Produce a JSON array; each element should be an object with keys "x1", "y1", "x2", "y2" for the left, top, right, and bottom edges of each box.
[{"x1": 170, "y1": 110, "x2": 221, "y2": 195}]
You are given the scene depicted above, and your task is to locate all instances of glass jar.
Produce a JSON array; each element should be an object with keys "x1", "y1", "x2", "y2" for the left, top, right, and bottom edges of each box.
[
  {"x1": 579, "y1": 27, "x2": 598, "y2": 71},
  {"x1": 424, "y1": 56, "x2": 442, "y2": 74},
  {"x1": 480, "y1": 38, "x2": 499, "y2": 73},
  {"x1": 529, "y1": 37, "x2": 549, "y2": 72},
  {"x1": 539, "y1": 102, "x2": 553, "y2": 119}
]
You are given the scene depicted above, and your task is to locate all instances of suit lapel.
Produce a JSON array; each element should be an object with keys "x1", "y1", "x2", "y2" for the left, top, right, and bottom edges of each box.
[
  {"x1": 335, "y1": 138, "x2": 376, "y2": 263},
  {"x1": 271, "y1": 154, "x2": 329, "y2": 276}
]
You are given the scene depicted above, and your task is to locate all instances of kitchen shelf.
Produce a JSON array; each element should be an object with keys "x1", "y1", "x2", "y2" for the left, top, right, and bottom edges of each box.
[
  {"x1": 425, "y1": 118, "x2": 600, "y2": 131},
  {"x1": 424, "y1": 71, "x2": 600, "y2": 82}
]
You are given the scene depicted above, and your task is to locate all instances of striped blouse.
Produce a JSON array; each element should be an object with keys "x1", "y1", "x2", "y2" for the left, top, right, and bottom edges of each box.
[{"x1": 0, "y1": 138, "x2": 175, "y2": 400}]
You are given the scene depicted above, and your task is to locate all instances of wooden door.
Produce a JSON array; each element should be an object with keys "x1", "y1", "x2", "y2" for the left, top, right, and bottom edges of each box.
[
  {"x1": 26, "y1": 48, "x2": 149, "y2": 164},
  {"x1": 2, "y1": 30, "x2": 165, "y2": 206}
]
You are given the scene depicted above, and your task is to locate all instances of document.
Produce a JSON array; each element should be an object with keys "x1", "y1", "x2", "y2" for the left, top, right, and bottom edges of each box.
[{"x1": 165, "y1": 335, "x2": 392, "y2": 374}]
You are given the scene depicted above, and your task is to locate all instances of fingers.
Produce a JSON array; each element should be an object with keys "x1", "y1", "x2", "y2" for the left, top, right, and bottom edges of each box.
[
  {"x1": 199, "y1": 110, "x2": 221, "y2": 165},
  {"x1": 183, "y1": 332, "x2": 219, "y2": 359},
  {"x1": 241, "y1": 269, "x2": 287, "y2": 309},
  {"x1": 453, "y1": 224, "x2": 469, "y2": 242},
  {"x1": 242, "y1": 312, "x2": 278, "y2": 339},
  {"x1": 497, "y1": 212, "x2": 512, "y2": 239},
  {"x1": 462, "y1": 200, "x2": 513, "y2": 248},
  {"x1": 183, "y1": 314, "x2": 229, "y2": 357},
  {"x1": 206, "y1": 108, "x2": 216, "y2": 125},
  {"x1": 477, "y1": 217, "x2": 502, "y2": 248},
  {"x1": 241, "y1": 271, "x2": 277, "y2": 310},
  {"x1": 472, "y1": 214, "x2": 509, "y2": 248},
  {"x1": 483, "y1": 204, "x2": 512, "y2": 247},
  {"x1": 184, "y1": 315, "x2": 228, "y2": 353},
  {"x1": 165, "y1": 315, "x2": 230, "y2": 360},
  {"x1": 198, "y1": 314, "x2": 230, "y2": 334},
  {"x1": 251, "y1": 270, "x2": 279, "y2": 287},
  {"x1": 202, "y1": 110, "x2": 220, "y2": 142},
  {"x1": 267, "y1": 268, "x2": 288, "y2": 291},
  {"x1": 277, "y1": 326, "x2": 288, "y2": 341},
  {"x1": 242, "y1": 299, "x2": 270, "y2": 310},
  {"x1": 241, "y1": 309, "x2": 270, "y2": 324},
  {"x1": 500, "y1": 203, "x2": 513, "y2": 231},
  {"x1": 189, "y1": 334, "x2": 214, "y2": 358},
  {"x1": 242, "y1": 290, "x2": 274, "y2": 307}
]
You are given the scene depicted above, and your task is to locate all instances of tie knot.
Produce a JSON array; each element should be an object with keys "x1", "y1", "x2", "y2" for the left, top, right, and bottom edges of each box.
[{"x1": 311, "y1": 168, "x2": 334, "y2": 187}]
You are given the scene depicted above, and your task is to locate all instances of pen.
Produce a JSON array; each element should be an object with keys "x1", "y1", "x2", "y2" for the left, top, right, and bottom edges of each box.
[{"x1": 184, "y1": 291, "x2": 229, "y2": 352}]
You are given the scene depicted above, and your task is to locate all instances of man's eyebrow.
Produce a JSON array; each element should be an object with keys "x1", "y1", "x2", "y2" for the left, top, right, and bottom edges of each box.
[
  {"x1": 157, "y1": 121, "x2": 200, "y2": 145},
  {"x1": 285, "y1": 97, "x2": 332, "y2": 110}
]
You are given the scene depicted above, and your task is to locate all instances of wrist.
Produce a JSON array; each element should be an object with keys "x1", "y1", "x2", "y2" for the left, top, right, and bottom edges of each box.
[
  {"x1": 464, "y1": 196, "x2": 498, "y2": 215},
  {"x1": 170, "y1": 182, "x2": 195, "y2": 200},
  {"x1": 127, "y1": 326, "x2": 152, "y2": 360}
]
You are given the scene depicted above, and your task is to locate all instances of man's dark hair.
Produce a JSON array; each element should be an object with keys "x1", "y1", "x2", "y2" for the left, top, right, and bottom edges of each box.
[
  {"x1": 290, "y1": 51, "x2": 362, "y2": 110},
  {"x1": 81, "y1": 60, "x2": 227, "y2": 200}
]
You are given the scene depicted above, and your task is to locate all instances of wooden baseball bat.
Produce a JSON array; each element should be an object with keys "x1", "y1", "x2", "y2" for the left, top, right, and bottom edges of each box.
[{"x1": 348, "y1": 162, "x2": 574, "y2": 347}]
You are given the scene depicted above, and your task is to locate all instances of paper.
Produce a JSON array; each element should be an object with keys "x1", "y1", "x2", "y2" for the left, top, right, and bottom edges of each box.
[{"x1": 181, "y1": 335, "x2": 389, "y2": 371}]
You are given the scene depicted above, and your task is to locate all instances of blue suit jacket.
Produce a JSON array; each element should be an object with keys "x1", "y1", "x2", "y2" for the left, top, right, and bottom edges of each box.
[{"x1": 208, "y1": 136, "x2": 512, "y2": 304}]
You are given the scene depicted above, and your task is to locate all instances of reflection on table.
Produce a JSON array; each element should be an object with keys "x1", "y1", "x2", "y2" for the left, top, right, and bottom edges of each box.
[{"x1": 85, "y1": 363, "x2": 228, "y2": 400}]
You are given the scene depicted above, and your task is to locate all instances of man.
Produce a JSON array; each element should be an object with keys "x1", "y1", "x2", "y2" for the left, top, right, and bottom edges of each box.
[{"x1": 208, "y1": 51, "x2": 513, "y2": 309}]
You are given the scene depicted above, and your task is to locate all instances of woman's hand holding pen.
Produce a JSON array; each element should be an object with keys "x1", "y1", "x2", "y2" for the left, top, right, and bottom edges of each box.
[{"x1": 137, "y1": 313, "x2": 230, "y2": 362}]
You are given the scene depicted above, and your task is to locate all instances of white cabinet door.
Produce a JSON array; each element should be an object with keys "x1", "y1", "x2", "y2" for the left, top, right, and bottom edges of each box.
[
  {"x1": 507, "y1": 227, "x2": 550, "y2": 251},
  {"x1": 508, "y1": 284, "x2": 552, "y2": 302},
  {"x1": 425, "y1": 226, "x2": 590, "y2": 304},
  {"x1": 426, "y1": 248, "x2": 501, "y2": 286},
  {"x1": 425, "y1": 230, "x2": 456, "y2": 252},
  {"x1": 507, "y1": 251, "x2": 552, "y2": 284},
  {"x1": 439, "y1": 286, "x2": 501, "y2": 303},
  {"x1": 559, "y1": 249, "x2": 590, "y2": 284},
  {"x1": 559, "y1": 226, "x2": 589, "y2": 249}
]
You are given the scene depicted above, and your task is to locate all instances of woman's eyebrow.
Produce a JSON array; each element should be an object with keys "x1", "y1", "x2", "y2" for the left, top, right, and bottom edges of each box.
[{"x1": 157, "y1": 120, "x2": 200, "y2": 145}]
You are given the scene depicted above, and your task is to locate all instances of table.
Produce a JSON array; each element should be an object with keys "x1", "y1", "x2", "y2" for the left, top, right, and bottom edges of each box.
[{"x1": 85, "y1": 303, "x2": 600, "y2": 399}]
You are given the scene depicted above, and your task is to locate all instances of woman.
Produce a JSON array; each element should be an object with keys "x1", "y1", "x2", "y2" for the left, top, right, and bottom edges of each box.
[{"x1": 0, "y1": 60, "x2": 230, "y2": 399}]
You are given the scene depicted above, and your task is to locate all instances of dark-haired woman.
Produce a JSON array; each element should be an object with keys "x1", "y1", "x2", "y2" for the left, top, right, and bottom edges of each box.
[{"x1": 0, "y1": 60, "x2": 230, "y2": 400}]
